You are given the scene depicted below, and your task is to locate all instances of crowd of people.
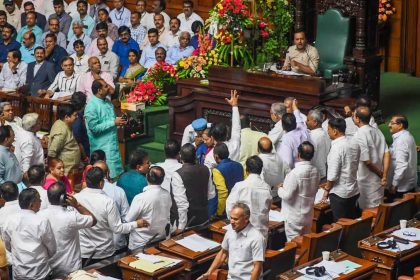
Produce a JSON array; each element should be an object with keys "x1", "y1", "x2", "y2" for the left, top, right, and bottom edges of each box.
[
  {"x1": 0, "y1": 84, "x2": 417, "y2": 279},
  {"x1": 0, "y1": 0, "x2": 203, "y2": 96}
]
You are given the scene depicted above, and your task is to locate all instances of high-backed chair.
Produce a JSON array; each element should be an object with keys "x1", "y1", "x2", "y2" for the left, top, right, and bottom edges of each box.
[
  {"x1": 336, "y1": 212, "x2": 374, "y2": 258},
  {"x1": 363, "y1": 197, "x2": 415, "y2": 234},
  {"x1": 403, "y1": 192, "x2": 420, "y2": 216},
  {"x1": 315, "y1": 9, "x2": 350, "y2": 79},
  {"x1": 296, "y1": 224, "x2": 343, "y2": 265},
  {"x1": 26, "y1": 97, "x2": 62, "y2": 131},
  {"x1": 0, "y1": 92, "x2": 25, "y2": 117}
]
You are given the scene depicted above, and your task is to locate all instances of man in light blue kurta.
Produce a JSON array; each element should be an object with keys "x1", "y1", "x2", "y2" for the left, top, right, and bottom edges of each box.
[{"x1": 84, "y1": 80, "x2": 127, "y2": 178}]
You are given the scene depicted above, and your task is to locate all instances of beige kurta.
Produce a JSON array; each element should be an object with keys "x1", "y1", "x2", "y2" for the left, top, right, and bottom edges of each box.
[{"x1": 48, "y1": 119, "x2": 81, "y2": 175}]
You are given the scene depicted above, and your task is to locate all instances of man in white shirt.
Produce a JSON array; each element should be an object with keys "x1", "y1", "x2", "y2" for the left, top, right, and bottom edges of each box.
[
  {"x1": 27, "y1": 165, "x2": 50, "y2": 210},
  {"x1": 96, "y1": 37, "x2": 119, "y2": 79},
  {"x1": 126, "y1": 166, "x2": 172, "y2": 250},
  {"x1": 226, "y1": 155, "x2": 272, "y2": 238},
  {"x1": 0, "y1": 102, "x2": 22, "y2": 132},
  {"x1": 199, "y1": 203, "x2": 264, "y2": 280},
  {"x1": 320, "y1": 118, "x2": 361, "y2": 221},
  {"x1": 204, "y1": 90, "x2": 241, "y2": 168},
  {"x1": 239, "y1": 114, "x2": 267, "y2": 167},
  {"x1": 278, "y1": 142, "x2": 320, "y2": 241},
  {"x1": 70, "y1": 39, "x2": 90, "y2": 74},
  {"x1": 74, "y1": 167, "x2": 148, "y2": 264},
  {"x1": 177, "y1": 0, "x2": 204, "y2": 36},
  {"x1": 109, "y1": 0, "x2": 131, "y2": 28},
  {"x1": 162, "y1": 17, "x2": 181, "y2": 48},
  {"x1": 307, "y1": 109, "x2": 330, "y2": 179},
  {"x1": 387, "y1": 115, "x2": 417, "y2": 198},
  {"x1": 154, "y1": 139, "x2": 182, "y2": 192},
  {"x1": 150, "y1": 0, "x2": 170, "y2": 29},
  {"x1": 15, "y1": 113, "x2": 44, "y2": 173},
  {"x1": 352, "y1": 106, "x2": 390, "y2": 209},
  {"x1": 258, "y1": 137, "x2": 289, "y2": 200},
  {"x1": 0, "y1": 181, "x2": 20, "y2": 233},
  {"x1": 0, "y1": 50, "x2": 27, "y2": 90},
  {"x1": 268, "y1": 102, "x2": 286, "y2": 153},
  {"x1": 2, "y1": 188, "x2": 56, "y2": 280},
  {"x1": 38, "y1": 181, "x2": 96, "y2": 278},
  {"x1": 135, "y1": 0, "x2": 153, "y2": 30},
  {"x1": 171, "y1": 144, "x2": 214, "y2": 229},
  {"x1": 93, "y1": 160, "x2": 130, "y2": 252}
]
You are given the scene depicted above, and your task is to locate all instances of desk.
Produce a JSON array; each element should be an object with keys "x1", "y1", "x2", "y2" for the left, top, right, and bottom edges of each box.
[
  {"x1": 358, "y1": 219, "x2": 420, "y2": 280},
  {"x1": 208, "y1": 218, "x2": 285, "y2": 249},
  {"x1": 278, "y1": 253, "x2": 377, "y2": 280},
  {"x1": 117, "y1": 247, "x2": 187, "y2": 280}
]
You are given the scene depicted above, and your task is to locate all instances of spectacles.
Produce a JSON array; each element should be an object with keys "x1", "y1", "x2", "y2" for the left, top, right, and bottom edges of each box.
[
  {"x1": 402, "y1": 231, "x2": 416, "y2": 237},
  {"x1": 389, "y1": 121, "x2": 399, "y2": 125}
]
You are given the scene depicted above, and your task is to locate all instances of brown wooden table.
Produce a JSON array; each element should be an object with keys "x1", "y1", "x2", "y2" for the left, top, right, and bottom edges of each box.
[
  {"x1": 278, "y1": 253, "x2": 377, "y2": 280},
  {"x1": 358, "y1": 219, "x2": 420, "y2": 280},
  {"x1": 117, "y1": 247, "x2": 188, "y2": 280}
]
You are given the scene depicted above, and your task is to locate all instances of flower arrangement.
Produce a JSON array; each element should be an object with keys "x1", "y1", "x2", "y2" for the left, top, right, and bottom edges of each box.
[
  {"x1": 177, "y1": 31, "x2": 224, "y2": 79},
  {"x1": 125, "y1": 62, "x2": 177, "y2": 106},
  {"x1": 255, "y1": 0, "x2": 294, "y2": 62},
  {"x1": 208, "y1": 0, "x2": 254, "y2": 67},
  {"x1": 378, "y1": 0, "x2": 396, "y2": 23}
]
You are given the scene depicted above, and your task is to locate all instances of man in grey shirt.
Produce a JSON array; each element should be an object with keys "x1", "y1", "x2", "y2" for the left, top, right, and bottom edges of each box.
[{"x1": 0, "y1": 125, "x2": 22, "y2": 184}]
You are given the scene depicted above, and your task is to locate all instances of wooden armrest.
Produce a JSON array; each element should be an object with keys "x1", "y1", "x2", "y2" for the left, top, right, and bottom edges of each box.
[
  {"x1": 398, "y1": 276, "x2": 413, "y2": 280},
  {"x1": 415, "y1": 266, "x2": 420, "y2": 275},
  {"x1": 362, "y1": 207, "x2": 379, "y2": 217}
]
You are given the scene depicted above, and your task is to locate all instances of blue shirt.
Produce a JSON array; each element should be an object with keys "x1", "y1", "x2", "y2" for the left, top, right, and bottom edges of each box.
[
  {"x1": 117, "y1": 170, "x2": 148, "y2": 205},
  {"x1": 189, "y1": 35, "x2": 199, "y2": 49},
  {"x1": 166, "y1": 45, "x2": 194, "y2": 65},
  {"x1": 47, "y1": 45, "x2": 68, "y2": 72},
  {"x1": 0, "y1": 40, "x2": 21, "y2": 63},
  {"x1": 20, "y1": 44, "x2": 39, "y2": 64},
  {"x1": 112, "y1": 38, "x2": 140, "y2": 70},
  {"x1": 67, "y1": 14, "x2": 95, "y2": 40},
  {"x1": 139, "y1": 42, "x2": 165, "y2": 68},
  {"x1": 16, "y1": 25, "x2": 43, "y2": 45}
]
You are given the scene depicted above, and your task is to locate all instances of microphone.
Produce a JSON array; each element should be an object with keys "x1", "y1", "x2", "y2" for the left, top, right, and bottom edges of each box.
[
  {"x1": 178, "y1": 216, "x2": 196, "y2": 239},
  {"x1": 362, "y1": 210, "x2": 383, "y2": 246},
  {"x1": 141, "y1": 233, "x2": 160, "y2": 254},
  {"x1": 331, "y1": 227, "x2": 344, "y2": 260}
]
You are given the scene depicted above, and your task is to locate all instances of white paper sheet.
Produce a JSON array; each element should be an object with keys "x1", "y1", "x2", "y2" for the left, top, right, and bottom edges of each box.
[
  {"x1": 135, "y1": 253, "x2": 165, "y2": 263},
  {"x1": 269, "y1": 210, "x2": 285, "y2": 222},
  {"x1": 51, "y1": 91, "x2": 72, "y2": 100},
  {"x1": 391, "y1": 228, "x2": 420, "y2": 242},
  {"x1": 314, "y1": 188, "x2": 330, "y2": 204},
  {"x1": 175, "y1": 234, "x2": 220, "y2": 252},
  {"x1": 380, "y1": 237, "x2": 418, "y2": 252}
]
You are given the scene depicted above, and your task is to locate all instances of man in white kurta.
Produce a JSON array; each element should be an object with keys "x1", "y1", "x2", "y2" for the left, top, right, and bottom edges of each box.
[
  {"x1": 387, "y1": 115, "x2": 417, "y2": 196},
  {"x1": 307, "y1": 109, "x2": 331, "y2": 179},
  {"x1": 154, "y1": 139, "x2": 182, "y2": 192},
  {"x1": 278, "y1": 142, "x2": 320, "y2": 241},
  {"x1": 38, "y1": 182, "x2": 96, "y2": 278},
  {"x1": 204, "y1": 90, "x2": 241, "y2": 168},
  {"x1": 226, "y1": 155, "x2": 272, "y2": 238},
  {"x1": 27, "y1": 165, "x2": 50, "y2": 210},
  {"x1": 126, "y1": 166, "x2": 172, "y2": 250},
  {"x1": 2, "y1": 189, "x2": 56, "y2": 280},
  {"x1": 268, "y1": 102, "x2": 286, "y2": 152},
  {"x1": 352, "y1": 106, "x2": 390, "y2": 209}
]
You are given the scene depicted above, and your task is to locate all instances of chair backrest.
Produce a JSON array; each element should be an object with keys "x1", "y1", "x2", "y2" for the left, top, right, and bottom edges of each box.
[
  {"x1": 264, "y1": 242, "x2": 297, "y2": 280},
  {"x1": 298, "y1": 224, "x2": 343, "y2": 265},
  {"x1": 26, "y1": 97, "x2": 63, "y2": 131},
  {"x1": 0, "y1": 92, "x2": 25, "y2": 117},
  {"x1": 337, "y1": 212, "x2": 374, "y2": 258},
  {"x1": 403, "y1": 193, "x2": 420, "y2": 216},
  {"x1": 315, "y1": 9, "x2": 350, "y2": 70},
  {"x1": 373, "y1": 198, "x2": 415, "y2": 234}
]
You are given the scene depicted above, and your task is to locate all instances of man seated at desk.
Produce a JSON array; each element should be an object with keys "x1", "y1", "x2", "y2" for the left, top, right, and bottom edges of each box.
[{"x1": 282, "y1": 29, "x2": 319, "y2": 76}]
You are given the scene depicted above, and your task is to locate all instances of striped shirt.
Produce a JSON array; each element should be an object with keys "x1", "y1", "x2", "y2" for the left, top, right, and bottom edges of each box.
[{"x1": 48, "y1": 71, "x2": 81, "y2": 95}]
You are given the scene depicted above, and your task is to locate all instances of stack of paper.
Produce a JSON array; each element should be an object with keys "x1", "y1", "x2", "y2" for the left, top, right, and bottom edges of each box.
[
  {"x1": 314, "y1": 189, "x2": 329, "y2": 204},
  {"x1": 298, "y1": 260, "x2": 349, "y2": 280},
  {"x1": 269, "y1": 210, "x2": 285, "y2": 222},
  {"x1": 129, "y1": 254, "x2": 181, "y2": 273},
  {"x1": 175, "y1": 234, "x2": 220, "y2": 252},
  {"x1": 392, "y1": 228, "x2": 420, "y2": 241}
]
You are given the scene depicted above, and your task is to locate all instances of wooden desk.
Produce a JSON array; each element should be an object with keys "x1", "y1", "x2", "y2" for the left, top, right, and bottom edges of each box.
[
  {"x1": 208, "y1": 218, "x2": 285, "y2": 249},
  {"x1": 278, "y1": 253, "x2": 377, "y2": 280},
  {"x1": 358, "y1": 219, "x2": 420, "y2": 280},
  {"x1": 313, "y1": 202, "x2": 333, "y2": 233},
  {"x1": 159, "y1": 230, "x2": 220, "y2": 276},
  {"x1": 117, "y1": 247, "x2": 187, "y2": 280}
]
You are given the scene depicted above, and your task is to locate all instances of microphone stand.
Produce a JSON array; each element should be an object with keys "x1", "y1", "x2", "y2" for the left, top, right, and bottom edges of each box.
[
  {"x1": 282, "y1": 248, "x2": 308, "y2": 278},
  {"x1": 362, "y1": 211, "x2": 383, "y2": 246}
]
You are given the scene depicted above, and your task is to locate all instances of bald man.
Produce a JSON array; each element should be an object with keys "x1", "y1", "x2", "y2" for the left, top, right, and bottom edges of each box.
[
  {"x1": 258, "y1": 137, "x2": 290, "y2": 199},
  {"x1": 93, "y1": 160, "x2": 129, "y2": 251},
  {"x1": 77, "y1": 56, "x2": 115, "y2": 101},
  {"x1": 352, "y1": 106, "x2": 390, "y2": 209}
]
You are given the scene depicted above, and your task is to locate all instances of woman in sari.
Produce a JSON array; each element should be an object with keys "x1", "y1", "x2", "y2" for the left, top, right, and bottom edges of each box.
[
  {"x1": 119, "y1": 49, "x2": 145, "y2": 83},
  {"x1": 43, "y1": 158, "x2": 72, "y2": 193}
]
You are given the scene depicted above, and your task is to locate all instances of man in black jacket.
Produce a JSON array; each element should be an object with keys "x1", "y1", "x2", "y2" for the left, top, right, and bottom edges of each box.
[{"x1": 26, "y1": 46, "x2": 56, "y2": 96}]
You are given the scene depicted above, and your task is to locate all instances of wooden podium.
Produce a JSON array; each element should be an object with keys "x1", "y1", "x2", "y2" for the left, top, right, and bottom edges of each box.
[{"x1": 169, "y1": 67, "x2": 328, "y2": 143}]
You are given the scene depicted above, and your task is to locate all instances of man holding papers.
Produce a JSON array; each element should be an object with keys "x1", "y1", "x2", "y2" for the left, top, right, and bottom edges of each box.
[{"x1": 199, "y1": 203, "x2": 265, "y2": 280}]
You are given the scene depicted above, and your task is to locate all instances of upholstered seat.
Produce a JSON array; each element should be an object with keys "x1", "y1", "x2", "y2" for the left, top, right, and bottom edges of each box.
[{"x1": 315, "y1": 9, "x2": 350, "y2": 79}]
